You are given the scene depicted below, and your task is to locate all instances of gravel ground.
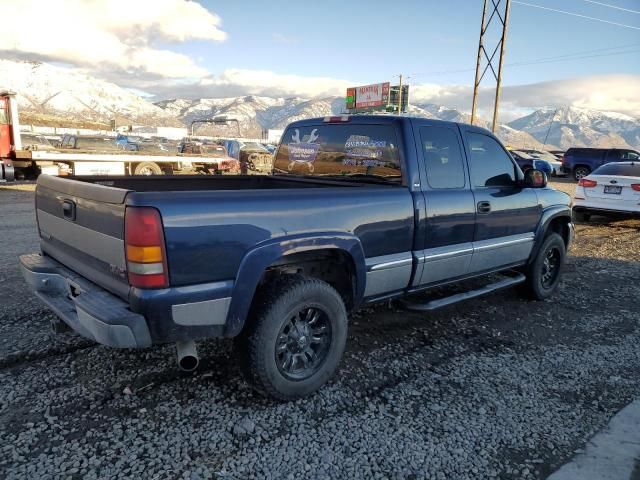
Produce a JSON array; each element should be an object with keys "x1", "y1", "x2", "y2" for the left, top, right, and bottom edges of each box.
[{"x1": 1, "y1": 181, "x2": 639, "y2": 480}]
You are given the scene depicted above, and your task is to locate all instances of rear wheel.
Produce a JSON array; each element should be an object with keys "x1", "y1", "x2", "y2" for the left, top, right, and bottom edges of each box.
[
  {"x1": 573, "y1": 166, "x2": 590, "y2": 181},
  {"x1": 237, "y1": 275, "x2": 348, "y2": 400},
  {"x1": 134, "y1": 161, "x2": 163, "y2": 176},
  {"x1": 522, "y1": 232, "x2": 566, "y2": 300}
]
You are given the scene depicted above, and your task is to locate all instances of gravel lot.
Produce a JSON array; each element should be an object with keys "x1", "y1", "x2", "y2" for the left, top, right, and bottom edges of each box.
[{"x1": 1, "y1": 180, "x2": 639, "y2": 480}]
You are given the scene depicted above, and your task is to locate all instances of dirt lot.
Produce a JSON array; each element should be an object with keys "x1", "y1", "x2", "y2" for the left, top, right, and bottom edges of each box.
[{"x1": 0, "y1": 180, "x2": 639, "y2": 480}]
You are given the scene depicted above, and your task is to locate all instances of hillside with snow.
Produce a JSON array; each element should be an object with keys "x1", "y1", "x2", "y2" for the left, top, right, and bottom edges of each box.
[
  {"x1": 155, "y1": 96, "x2": 549, "y2": 148},
  {"x1": 508, "y1": 106, "x2": 640, "y2": 150},
  {"x1": 155, "y1": 96, "x2": 345, "y2": 137},
  {"x1": 0, "y1": 60, "x2": 180, "y2": 127},
  {"x1": 0, "y1": 58, "x2": 636, "y2": 150}
]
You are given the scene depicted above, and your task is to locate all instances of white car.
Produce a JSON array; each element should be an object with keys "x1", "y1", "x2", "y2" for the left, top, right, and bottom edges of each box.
[{"x1": 572, "y1": 161, "x2": 640, "y2": 221}]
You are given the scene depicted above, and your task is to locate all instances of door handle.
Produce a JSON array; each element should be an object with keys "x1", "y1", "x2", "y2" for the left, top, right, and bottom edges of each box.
[
  {"x1": 477, "y1": 201, "x2": 491, "y2": 214},
  {"x1": 62, "y1": 199, "x2": 76, "y2": 220}
]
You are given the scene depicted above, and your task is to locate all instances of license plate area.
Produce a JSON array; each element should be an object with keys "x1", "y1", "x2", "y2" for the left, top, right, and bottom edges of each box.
[{"x1": 604, "y1": 185, "x2": 622, "y2": 194}]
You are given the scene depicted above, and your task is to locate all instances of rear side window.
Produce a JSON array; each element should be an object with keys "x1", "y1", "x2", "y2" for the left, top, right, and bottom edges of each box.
[
  {"x1": 466, "y1": 132, "x2": 516, "y2": 187},
  {"x1": 273, "y1": 124, "x2": 401, "y2": 180},
  {"x1": 592, "y1": 163, "x2": 640, "y2": 177},
  {"x1": 621, "y1": 151, "x2": 639, "y2": 160},
  {"x1": 571, "y1": 148, "x2": 603, "y2": 158},
  {"x1": 420, "y1": 126, "x2": 465, "y2": 189}
]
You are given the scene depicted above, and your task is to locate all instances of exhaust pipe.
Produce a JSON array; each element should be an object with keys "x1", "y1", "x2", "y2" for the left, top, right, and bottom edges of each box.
[{"x1": 176, "y1": 340, "x2": 199, "y2": 371}]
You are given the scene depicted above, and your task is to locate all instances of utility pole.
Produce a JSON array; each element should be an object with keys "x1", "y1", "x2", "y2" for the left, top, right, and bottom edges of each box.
[
  {"x1": 470, "y1": 0, "x2": 487, "y2": 126},
  {"x1": 397, "y1": 74, "x2": 403, "y2": 114},
  {"x1": 470, "y1": 0, "x2": 512, "y2": 132},
  {"x1": 542, "y1": 108, "x2": 558, "y2": 149}
]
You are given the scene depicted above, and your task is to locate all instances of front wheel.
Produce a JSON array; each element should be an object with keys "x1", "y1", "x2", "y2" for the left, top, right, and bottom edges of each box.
[
  {"x1": 522, "y1": 232, "x2": 566, "y2": 300},
  {"x1": 237, "y1": 276, "x2": 348, "y2": 400}
]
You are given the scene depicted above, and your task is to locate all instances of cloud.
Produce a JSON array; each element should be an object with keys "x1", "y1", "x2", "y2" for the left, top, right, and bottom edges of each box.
[
  {"x1": 408, "y1": 75, "x2": 640, "y2": 120},
  {"x1": 139, "y1": 71, "x2": 639, "y2": 121},
  {"x1": 0, "y1": 0, "x2": 226, "y2": 79},
  {"x1": 141, "y1": 68, "x2": 353, "y2": 100}
]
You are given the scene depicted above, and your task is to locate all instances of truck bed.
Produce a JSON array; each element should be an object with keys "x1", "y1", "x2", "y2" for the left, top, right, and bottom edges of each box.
[
  {"x1": 56, "y1": 173, "x2": 384, "y2": 192},
  {"x1": 35, "y1": 174, "x2": 412, "y2": 300}
]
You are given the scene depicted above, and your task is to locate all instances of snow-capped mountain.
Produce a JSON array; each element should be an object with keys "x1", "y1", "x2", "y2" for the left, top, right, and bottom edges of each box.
[
  {"x1": 508, "y1": 106, "x2": 640, "y2": 150},
  {"x1": 154, "y1": 96, "x2": 548, "y2": 148},
  {"x1": 155, "y1": 96, "x2": 344, "y2": 137},
  {"x1": 1, "y1": 58, "x2": 636, "y2": 150},
  {"x1": 0, "y1": 59, "x2": 179, "y2": 127},
  {"x1": 408, "y1": 103, "x2": 547, "y2": 149}
]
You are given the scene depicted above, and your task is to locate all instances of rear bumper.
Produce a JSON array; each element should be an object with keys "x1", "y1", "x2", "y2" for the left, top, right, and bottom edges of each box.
[
  {"x1": 20, "y1": 253, "x2": 235, "y2": 346},
  {"x1": 573, "y1": 199, "x2": 640, "y2": 215},
  {"x1": 20, "y1": 253, "x2": 152, "y2": 348}
]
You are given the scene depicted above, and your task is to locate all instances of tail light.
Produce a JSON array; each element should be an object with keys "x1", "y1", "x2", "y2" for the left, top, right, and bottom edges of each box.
[
  {"x1": 632, "y1": 184, "x2": 640, "y2": 192},
  {"x1": 578, "y1": 179, "x2": 597, "y2": 188},
  {"x1": 560, "y1": 155, "x2": 566, "y2": 165},
  {"x1": 124, "y1": 207, "x2": 169, "y2": 289}
]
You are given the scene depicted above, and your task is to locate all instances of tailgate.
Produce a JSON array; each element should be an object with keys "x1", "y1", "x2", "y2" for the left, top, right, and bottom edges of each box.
[{"x1": 35, "y1": 175, "x2": 132, "y2": 299}]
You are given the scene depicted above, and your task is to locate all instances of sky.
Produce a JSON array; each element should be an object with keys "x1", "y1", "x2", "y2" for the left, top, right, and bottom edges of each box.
[{"x1": 0, "y1": 0, "x2": 638, "y2": 120}]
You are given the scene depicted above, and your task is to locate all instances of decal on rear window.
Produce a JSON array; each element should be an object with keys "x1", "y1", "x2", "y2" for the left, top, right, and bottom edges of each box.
[
  {"x1": 287, "y1": 128, "x2": 319, "y2": 172},
  {"x1": 343, "y1": 135, "x2": 387, "y2": 168},
  {"x1": 273, "y1": 124, "x2": 401, "y2": 180}
]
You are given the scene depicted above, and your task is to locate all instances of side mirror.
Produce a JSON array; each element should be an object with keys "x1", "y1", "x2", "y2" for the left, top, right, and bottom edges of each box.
[{"x1": 524, "y1": 168, "x2": 547, "y2": 188}]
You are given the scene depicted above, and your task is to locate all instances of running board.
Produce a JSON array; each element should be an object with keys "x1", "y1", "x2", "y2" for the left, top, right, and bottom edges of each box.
[{"x1": 401, "y1": 273, "x2": 526, "y2": 312}]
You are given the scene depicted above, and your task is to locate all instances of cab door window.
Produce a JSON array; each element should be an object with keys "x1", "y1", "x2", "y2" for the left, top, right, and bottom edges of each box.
[
  {"x1": 467, "y1": 133, "x2": 516, "y2": 187},
  {"x1": 420, "y1": 126, "x2": 466, "y2": 189}
]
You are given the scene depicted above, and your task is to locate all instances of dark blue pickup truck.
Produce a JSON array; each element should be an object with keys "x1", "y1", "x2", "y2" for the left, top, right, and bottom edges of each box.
[
  {"x1": 20, "y1": 115, "x2": 574, "y2": 400},
  {"x1": 562, "y1": 147, "x2": 640, "y2": 181}
]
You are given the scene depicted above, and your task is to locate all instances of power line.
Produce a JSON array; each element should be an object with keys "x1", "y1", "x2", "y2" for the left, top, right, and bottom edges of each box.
[
  {"x1": 508, "y1": 47, "x2": 640, "y2": 67},
  {"x1": 513, "y1": 1, "x2": 640, "y2": 30},
  {"x1": 412, "y1": 42, "x2": 640, "y2": 77},
  {"x1": 578, "y1": 0, "x2": 640, "y2": 14}
]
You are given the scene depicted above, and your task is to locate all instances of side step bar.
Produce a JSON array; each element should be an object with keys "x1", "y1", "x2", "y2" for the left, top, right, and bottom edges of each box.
[{"x1": 401, "y1": 273, "x2": 526, "y2": 312}]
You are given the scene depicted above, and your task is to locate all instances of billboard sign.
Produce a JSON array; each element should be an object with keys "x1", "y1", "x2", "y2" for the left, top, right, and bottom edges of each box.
[{"x1": 354, "y1": 82, "x2": 390, "y2": 109}]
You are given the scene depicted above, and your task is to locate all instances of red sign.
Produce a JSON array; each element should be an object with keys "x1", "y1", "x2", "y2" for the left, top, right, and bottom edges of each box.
[{"x1": 354, "y1": 82, "x2": 390, "y2": 109}]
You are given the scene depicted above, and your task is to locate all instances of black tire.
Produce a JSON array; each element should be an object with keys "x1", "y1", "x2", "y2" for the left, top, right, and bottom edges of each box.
[
  {"x1": 573, "y1": 166, "x2": 590, "y2": 181},
  {"x1": 237, "y1": 275, "x2": 348, "y2": 400},
  {"x1": 522, "y1": 232, "x2": 566, "y2": 300},
  {"x1": 134, "y1": 161, "x2": 163, "y2": 175},
  {"x1": 573, "y1": 210, "x2": 590, "y2": 222}
]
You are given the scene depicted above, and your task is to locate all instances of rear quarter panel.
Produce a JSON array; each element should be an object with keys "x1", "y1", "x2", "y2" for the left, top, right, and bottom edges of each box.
[{"x1": 126, "y1": 187, "x2": 415, "y2": 287}]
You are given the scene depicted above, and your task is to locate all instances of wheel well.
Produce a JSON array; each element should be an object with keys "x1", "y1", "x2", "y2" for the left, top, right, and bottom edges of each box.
[
  {"x1": 547, "y1": 216, "x2": 570, "y2": 248},
  {"x1": 260, "y1": 249, "x2": 356, "y2": 310}
]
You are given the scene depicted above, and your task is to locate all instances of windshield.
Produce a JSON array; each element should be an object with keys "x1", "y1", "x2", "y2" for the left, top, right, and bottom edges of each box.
[
  {"x1": 273, "y1": 123, "x2": 402, "y2": 180},
  {"x1": 202, "y1": 145, "x2": 228, "y2": 157},
  {"x1": 512, "y1": 150, "x2": 535, "y2": 160},
  {"x1": 241, "y1": 142, "x2": 268, "y2": 151}
]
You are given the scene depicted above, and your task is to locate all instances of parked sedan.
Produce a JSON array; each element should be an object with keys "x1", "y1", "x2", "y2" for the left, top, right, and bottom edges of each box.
[
  {"x1": 572, "y1": 162, "x2": 640, "y2": 222},
  {"x1": 510, "y1": 150, "x2": 553, "y2": 176}
]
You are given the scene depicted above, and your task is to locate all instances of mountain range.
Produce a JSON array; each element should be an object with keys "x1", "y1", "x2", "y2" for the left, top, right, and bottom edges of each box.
[{"x1": 2, "y1": 59, "x2": 638, "y2": 150}]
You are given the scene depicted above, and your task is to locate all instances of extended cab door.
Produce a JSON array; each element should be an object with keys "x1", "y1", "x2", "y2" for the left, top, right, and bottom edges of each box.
[
  {"x1": 462, "y1": 129, "x2": 539, "y2": 273},
  {"x1": 414, "y1": 121, "x2": 476, "y2": 286}
]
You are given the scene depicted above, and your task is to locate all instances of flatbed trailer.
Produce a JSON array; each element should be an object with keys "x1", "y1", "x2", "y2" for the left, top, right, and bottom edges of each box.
[{"x1": 0, "y1": 91, "x2": 241, "y2": 181}]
